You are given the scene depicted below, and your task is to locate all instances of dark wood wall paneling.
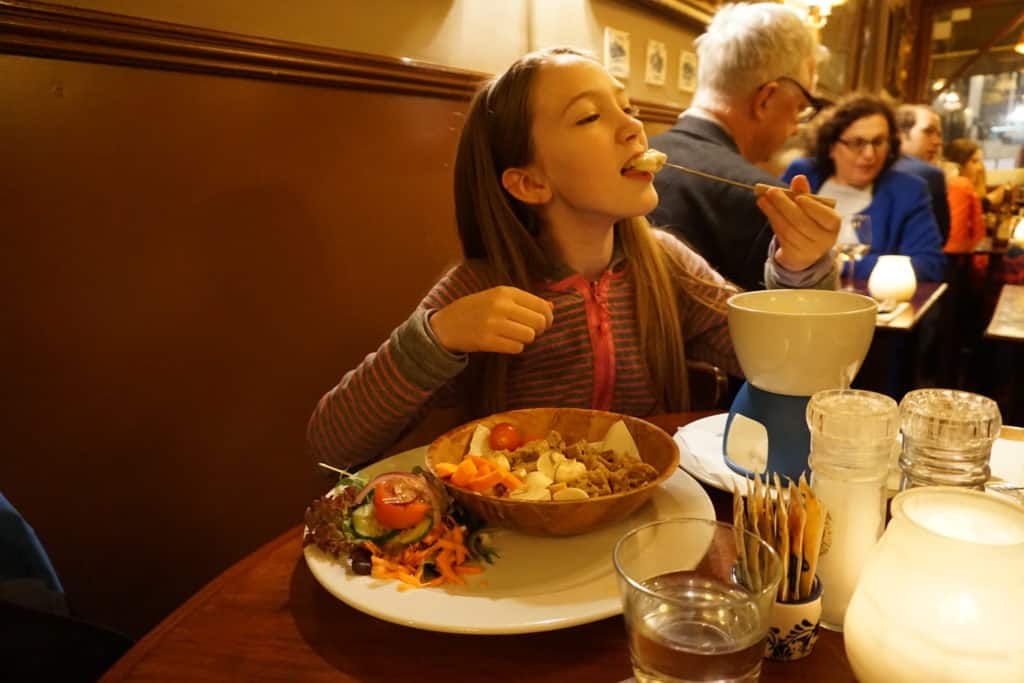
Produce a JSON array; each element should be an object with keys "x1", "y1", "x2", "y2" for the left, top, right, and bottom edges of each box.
[{"x1": 0, "y1": 0, "x2": 682, "y2": 638}]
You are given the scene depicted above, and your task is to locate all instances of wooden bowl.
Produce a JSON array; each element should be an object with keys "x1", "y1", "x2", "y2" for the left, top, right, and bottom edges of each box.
[{"x1": 425, "y1": 408, "x2": 679, "y2": 536}]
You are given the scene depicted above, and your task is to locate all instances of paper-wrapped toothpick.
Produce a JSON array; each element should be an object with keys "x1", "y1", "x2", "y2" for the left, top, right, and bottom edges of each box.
[{"x1": 733, "y1": 474, "x2": 826, "y2": 602}]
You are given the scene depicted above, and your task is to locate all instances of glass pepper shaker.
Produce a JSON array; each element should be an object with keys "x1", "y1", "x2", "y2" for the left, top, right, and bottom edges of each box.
[
  {"x1": 898, "y1": 389, "x2": 1002, "y2": 491},
  {"x1": 806, "y1": 389, "x2": 899, "y2": 632}
]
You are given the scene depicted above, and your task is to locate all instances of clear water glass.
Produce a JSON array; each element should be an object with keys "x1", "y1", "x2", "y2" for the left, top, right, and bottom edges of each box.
[
  {"x1": 613, "y1": 518, "x2": 781, "y2": 683},
  {"x1": 898, "y1": 389, "x2": 1002, "y2": 490},
  {"x1": 837, "y1": 214, "x2": 872, "y2": 291}
]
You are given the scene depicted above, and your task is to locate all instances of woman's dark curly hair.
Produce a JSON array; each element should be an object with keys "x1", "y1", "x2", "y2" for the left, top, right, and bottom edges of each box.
[{"x1": 812, "y1": 94, "x2": 901, "y2": 183}]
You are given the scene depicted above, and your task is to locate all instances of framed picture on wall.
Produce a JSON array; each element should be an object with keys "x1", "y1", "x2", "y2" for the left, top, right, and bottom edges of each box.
[
  {"x1": 645, "y1": 40, "x2": 667, "y2": 86},
  {"x1": 679, "y1": 50, "x2": 697, "y2": 92},
  {"x1": 604, "y1": 27, "x2": 630, "y2": 78}
]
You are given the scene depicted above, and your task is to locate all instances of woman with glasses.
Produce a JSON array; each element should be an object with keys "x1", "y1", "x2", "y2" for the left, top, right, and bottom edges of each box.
[{"x1": 782, "y1": 94, "x2": 946, "y2": 282}]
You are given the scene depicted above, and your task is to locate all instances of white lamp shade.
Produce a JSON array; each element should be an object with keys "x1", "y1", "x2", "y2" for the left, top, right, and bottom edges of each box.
[
  {"x1": 844, "y1": 487, "x2": 1024, "y2": 682},
  {"x1": 867, "y1": 255, "x2": 917, "y2": 303}
]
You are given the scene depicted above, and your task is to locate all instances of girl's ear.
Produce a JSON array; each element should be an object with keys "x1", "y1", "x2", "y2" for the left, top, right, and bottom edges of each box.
[{"x1": 502, "y1": 166, "x2": 552, "y2": 205}]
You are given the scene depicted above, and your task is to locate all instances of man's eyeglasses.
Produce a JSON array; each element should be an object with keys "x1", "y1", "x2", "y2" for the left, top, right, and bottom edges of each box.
[
  {"x1": 837, "y1": 136, "x2": 890, "y2": 154},
  {"x1": 760, "y1": 75, "x2": 831, "y2": 123}
]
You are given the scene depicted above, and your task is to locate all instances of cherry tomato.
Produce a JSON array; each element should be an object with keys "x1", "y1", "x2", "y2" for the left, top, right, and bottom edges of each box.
[
  {"x1": 489, "y1": 422, "x2": 523, "y2": 451},
  {"x1": 372, "y1": 484, "x2": 431, "y2": 529}
]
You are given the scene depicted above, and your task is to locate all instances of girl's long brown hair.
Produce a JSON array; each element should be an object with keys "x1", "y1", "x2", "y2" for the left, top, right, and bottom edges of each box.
[{"x1": 452, "y1": 47, "x2": 725, "y2": 416}]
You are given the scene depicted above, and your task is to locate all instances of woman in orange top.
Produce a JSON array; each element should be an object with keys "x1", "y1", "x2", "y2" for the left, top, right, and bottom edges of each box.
[{"x1": 943, "y1": 138, "x2": 986, "y2": 254}]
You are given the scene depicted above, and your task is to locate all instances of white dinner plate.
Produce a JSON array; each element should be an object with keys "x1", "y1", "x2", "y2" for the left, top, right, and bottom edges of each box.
[
  {"x1": 674, "y1": 413, "x2": 752, "y2": 494},
  {"x1": 676, "y1": 413, "x2": 1024, "y2": 497},
  {"x1": 304, "y1": 446, "x2": 714, "y2": 634}
]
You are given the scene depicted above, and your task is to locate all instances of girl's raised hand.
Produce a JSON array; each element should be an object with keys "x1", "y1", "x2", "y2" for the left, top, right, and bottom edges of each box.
[
  {"x1": 757, "y1": 174, "x2": 841, "y2": 272},
  {"x1": 429, "y1": 286, "x2": 555, "y2": 355}
]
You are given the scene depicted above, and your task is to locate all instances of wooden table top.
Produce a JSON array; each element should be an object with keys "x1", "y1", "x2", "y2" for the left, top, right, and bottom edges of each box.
[
  {"x1": 851, "y1": 279, "x2": 947, "y2": 332},
  {"x1": 101, "y1": 412, "x2": 854, "y2": 682},
  {"x1": 985, "y1": 284, "x2": 1024, "y2": 342}
]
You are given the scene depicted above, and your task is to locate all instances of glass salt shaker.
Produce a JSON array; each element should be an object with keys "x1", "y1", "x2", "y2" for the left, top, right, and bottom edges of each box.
[
  {"x1": 898, "y1": 389, "x2": 1002, "y2": 491},
  {"x1": 806, "y1": 389, "x2": 899, "y2": 633}
]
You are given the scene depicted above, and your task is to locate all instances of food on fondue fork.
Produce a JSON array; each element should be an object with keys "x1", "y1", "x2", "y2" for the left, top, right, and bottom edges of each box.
[{"x1": 624, "y1": 148, "x2": 667, "y2": 174}]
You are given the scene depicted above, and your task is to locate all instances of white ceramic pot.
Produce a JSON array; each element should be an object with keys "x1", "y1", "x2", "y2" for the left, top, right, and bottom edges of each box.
[{"x1": 726, "y1": 290, "x2": 878, "y2": 396}]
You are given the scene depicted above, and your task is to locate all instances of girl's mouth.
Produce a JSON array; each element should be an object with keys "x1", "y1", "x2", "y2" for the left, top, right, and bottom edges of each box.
[
  {"x1": 622, "y1": 149, "x2": 667, "y2": 175},
  {"x1": 621, "y1": 168, "x2": 653, "y2": 180}
]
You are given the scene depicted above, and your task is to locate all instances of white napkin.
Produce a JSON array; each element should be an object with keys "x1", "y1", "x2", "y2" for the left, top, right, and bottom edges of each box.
[
  {"x1": 876, "y1": 301, "x2": 909, "y2": 323},
  {"x1": 991, "y1": 438, "x2": 1024, "y2": 484}
]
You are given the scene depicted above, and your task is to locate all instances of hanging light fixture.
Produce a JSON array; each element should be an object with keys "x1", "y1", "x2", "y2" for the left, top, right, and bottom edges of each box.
[{"x1": 1014, "y1": 30, "x2": 1024, "y2": 55}]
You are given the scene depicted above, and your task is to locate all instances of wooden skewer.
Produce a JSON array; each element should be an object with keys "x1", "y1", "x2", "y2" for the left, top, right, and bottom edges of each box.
[
  {"x1": 317, "y1": 461, "x2": 347, "y2": 475},
  {"x1": 663, "y1": 162, "x2": 838, "y2": 209}
]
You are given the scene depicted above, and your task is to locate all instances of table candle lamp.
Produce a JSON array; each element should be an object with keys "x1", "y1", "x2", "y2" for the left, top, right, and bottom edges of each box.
[
  {"x1": 844, "y1": 487, "x2": 1024, "y2": 682},
  {"x1": 867, "y1": 254, "x2": 916, "y2": 303}
]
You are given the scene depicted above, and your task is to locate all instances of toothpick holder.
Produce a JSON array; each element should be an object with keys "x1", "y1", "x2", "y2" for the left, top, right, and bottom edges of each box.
[{"x1": 765, "y1": 576, "x2": 822, "y2": 662}]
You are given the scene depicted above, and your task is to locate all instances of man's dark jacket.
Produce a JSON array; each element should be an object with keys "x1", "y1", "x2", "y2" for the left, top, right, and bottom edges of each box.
[
  {"x1": 893, "y1": 154, "x2": 950, "y2": 244},
  {"x1": 648, "y1": 115, "x2": 785, "y2": 291}
]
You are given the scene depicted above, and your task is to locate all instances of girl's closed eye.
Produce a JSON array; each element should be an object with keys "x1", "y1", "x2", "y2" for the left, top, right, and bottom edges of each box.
[{"x1": 576, "y1": 105, "x2": 638, "y2": 126}]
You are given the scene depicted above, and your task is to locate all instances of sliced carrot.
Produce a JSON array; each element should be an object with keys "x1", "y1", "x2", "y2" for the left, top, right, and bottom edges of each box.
[
  {"x1": 450, "y1": 458, "x2": 479, "y2": 487},
  {"x1": 455, "y1": 564, "x2": 484, "y2": 575},
  {"x1": 465, "y1": 454, "x2": 495, "y2": 470},
  {"x1": 434, "y1": 462, "x2": 458, "y2": 478},
  {"x1": 500, "y1": 472, "x2": 523, "y2": 491},
  {"x1": 467, "y1": 469, "x2": 503, "y2": 492}
]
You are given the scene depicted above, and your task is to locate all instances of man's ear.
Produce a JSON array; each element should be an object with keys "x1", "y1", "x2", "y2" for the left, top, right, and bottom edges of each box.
[
  {"x1": 751, "y1": 81, "x2": 775, "y2": 122},
  {"x1": 502, "y1": 166, "x2": 551, "y2": 205}
]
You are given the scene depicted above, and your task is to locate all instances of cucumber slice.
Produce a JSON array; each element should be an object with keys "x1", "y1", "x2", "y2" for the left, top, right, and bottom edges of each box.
[
  {"x1": 392, "y1": 516, "x2": 434, "y2": 545},
  {"x1": 350, "y1": 500, "x2": 397, "y2": 542}
]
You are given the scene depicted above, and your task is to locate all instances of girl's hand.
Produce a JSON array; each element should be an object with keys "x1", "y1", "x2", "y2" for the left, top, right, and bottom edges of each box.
[
  {"x1": 429, "y1": 286, "x2": 554, "y2": 355},
  {"x1": 986, "y1": 184, "x2": 1009, "y2": 207},
  {"x1": 757, "y1": 175, "x2": 841, "y2": 272}
]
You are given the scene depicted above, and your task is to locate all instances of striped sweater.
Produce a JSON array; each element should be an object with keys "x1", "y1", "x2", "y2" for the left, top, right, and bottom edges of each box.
[{"x1": 308, "y1": 230, "x2": 836, "y2": 469}]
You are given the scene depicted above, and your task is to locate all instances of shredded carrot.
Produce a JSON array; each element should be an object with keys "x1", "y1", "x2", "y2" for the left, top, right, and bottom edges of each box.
[{"x1": 361, "y1": 518, "x2": 481, "y2": 591}]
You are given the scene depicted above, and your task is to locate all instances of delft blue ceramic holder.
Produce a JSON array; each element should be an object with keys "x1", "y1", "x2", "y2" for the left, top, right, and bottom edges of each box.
[
  {"x1": 765, "y1": 576, "x2": 823, "y2": 662},
  {"x1": 723, "y1": 382, "x2": 812, "y2": 482}
]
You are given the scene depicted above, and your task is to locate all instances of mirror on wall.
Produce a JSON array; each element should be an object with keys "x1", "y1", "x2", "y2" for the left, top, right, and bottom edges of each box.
[{"x1": 924, "y1": 3, "x2": 1024, "y2": 174}]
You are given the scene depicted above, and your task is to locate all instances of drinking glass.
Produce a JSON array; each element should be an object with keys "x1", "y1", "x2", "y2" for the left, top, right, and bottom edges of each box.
[
  {"x1": 613, "y1": 518, "x2": 782, "y2": 683},
  {"x1": 836, "y1": 214, "x2": 872, "y2": 291}
]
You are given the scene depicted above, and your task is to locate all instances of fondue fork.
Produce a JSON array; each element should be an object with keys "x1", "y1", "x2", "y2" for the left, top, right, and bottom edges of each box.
[{"x1": 663, "y1": 162, "x2": 838, "y2": 209}]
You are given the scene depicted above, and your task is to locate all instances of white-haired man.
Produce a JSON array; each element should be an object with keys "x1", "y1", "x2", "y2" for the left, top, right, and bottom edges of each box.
[
  {"x1": 649, "y1": 2, "x2": 834, "y2": 291},
  {"x1": 894, "y1": 104, "x2": 950, "y2": 243}
]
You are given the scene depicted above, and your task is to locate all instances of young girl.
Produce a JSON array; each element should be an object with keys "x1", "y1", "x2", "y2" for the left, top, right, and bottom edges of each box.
[
  {"x1": 309, "y1": 47, "x2": 839, "y2": 469},
  {"x1": 943, "y1": 138, "x2": 987, "y2": 255}
]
